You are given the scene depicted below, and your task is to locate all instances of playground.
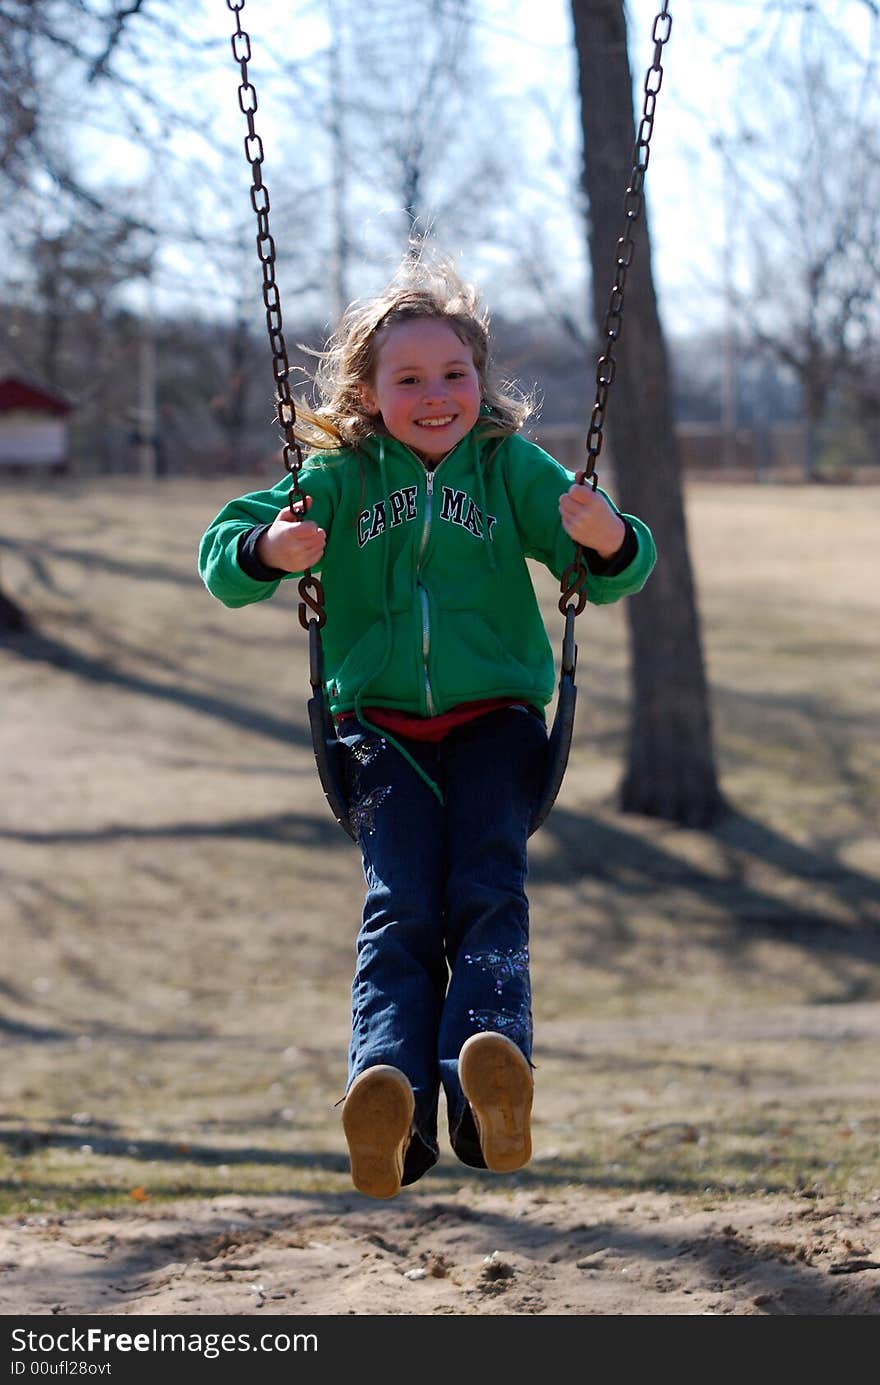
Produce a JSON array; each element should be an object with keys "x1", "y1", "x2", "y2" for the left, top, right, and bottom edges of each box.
[{"x1": 0, "y1": 473, "x2": 878, "y2": 1315}]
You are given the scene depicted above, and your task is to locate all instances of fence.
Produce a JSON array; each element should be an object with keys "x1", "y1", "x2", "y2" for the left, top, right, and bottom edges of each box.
[{"x1": 533, "y1": 421, "x2": 879, "y2": 483}]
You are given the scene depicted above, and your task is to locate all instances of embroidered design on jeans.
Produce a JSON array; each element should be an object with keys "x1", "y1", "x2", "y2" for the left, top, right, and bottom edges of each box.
[
  {"x1": 350, "y1": 785, "x2": 391, "y2": 838},
  {"x1": 467, "y1": 1005, "x2": 531, "y2": 1049},
  {"x1": 350, "y1": 738, "x2": 385, "y2": 766},
  {"x1": 464, "y1": 945, "x2": 529, "y2": 996}
]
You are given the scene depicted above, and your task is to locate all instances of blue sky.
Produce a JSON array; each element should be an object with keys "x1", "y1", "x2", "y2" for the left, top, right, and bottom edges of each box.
[
  {"x1": 69, "y1": 0, "x2": 877, "y2": 336},
  {"x1": 194, "y1": 0, "x2": 740, "y2": 329}
]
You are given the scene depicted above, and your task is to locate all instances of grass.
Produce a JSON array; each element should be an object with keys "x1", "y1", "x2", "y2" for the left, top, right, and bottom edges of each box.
[{"x1": 0, "y1": 473, "x2": 878, "y2": 1217}]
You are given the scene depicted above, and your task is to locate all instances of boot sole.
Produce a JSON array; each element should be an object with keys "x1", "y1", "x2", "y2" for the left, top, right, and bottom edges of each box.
[
  {"x1": 342, "y1": 1065, "x2": 414, "y2": 1199},
  {"x1": 459, "y1": 1032, "x2": 533, "y2": 1173}
]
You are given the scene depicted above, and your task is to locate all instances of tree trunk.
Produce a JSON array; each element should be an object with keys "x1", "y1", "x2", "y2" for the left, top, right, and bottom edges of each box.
[
  {"x1": 570, "y1": 0, "x2": 724, "y2": 826},
  {"x1": 0, "y1": 589, "x2": 29, "y2": 635},
  {"x1": 224, "y1": 310, "x2": 250, "y2": 468},
  {"x1": 0, "y1": 560, "x2": 28, "y2": 635},
  {"x1": 802, "y1": 364, "x2": 828, "y2": 481}
]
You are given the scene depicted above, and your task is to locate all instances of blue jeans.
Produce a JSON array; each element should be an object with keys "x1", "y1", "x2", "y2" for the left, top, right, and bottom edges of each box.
[{"x1": 340, "y1": 705, "x2": 547, "y2": 1185}]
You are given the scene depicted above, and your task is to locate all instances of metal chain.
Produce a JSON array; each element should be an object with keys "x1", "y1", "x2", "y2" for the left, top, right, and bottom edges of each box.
[
  {"x1": 225, "y1": 0, "x2": 326, "y2": 630},
  {"x1": 225, "y1": 0, "x2": 669, "y2": 626},
  {"x1": 559, "y1": 1, "x2": 672, "y2": 615}
]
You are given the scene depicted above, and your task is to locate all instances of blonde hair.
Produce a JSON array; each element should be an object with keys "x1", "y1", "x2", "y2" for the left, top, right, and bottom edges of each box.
[{"x1": 294, "y1": 248, "x2": 533, "y2": 451}]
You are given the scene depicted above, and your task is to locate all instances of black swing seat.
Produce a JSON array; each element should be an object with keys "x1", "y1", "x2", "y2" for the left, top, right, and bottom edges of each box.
[
  {"x1": 307, "y1": 608, "x2": 578, "y2": 842},
  {"x1": 528, "y1": 605, "x2": 578, "y2": 836},
  {"x1": 306, "y1": 620, "x2": 358, "y2": 841}
]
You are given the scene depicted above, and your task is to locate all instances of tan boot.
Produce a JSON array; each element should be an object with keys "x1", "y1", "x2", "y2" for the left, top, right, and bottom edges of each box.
[
  {"x1": 342, "y1": 1065, "x2": 414, "y2": 1199},
  {"x1": 459, "y1": 1032, "x2": 533, "y2": 1173}
]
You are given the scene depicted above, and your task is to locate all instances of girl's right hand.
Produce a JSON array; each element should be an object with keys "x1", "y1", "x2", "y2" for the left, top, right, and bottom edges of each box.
[{"x1": 256, "y1": 497, "x2": 326, "y2": 572}]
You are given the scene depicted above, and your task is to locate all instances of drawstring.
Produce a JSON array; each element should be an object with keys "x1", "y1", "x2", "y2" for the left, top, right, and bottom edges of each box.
[
  {"x1": 353, "y1": 437, "x2": 445, "y2": 804},
  {"x1": 472, "y1": 442, "x2": 498, "y2": 573}
]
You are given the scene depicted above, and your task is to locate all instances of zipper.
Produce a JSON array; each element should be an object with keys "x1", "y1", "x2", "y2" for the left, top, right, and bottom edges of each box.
[
  {"x1": 403, "y1": 446, "x2": 457, "y2": 716},
  {"x1": 418, "y1": 469, "x2": 436, "y2": 715},
  {"x1": 419, "y1": 584, "x2": 434, "y2": 715},
  {"x1": 418, "y1": 467, "x2": 435, "y2": 562}
]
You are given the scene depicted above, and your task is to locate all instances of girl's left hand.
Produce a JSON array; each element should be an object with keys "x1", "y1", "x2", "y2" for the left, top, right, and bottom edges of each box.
[{"x1": 559, "y1": 483, "x2": 626, "y2": 558}]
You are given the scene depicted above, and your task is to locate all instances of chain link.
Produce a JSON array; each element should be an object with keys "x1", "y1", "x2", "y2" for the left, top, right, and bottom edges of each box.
[
  {"x1": 225, "y1": 0, "x2": 669, "y2": 628},
  {"x1": 559, "y1": 1, "x2": 672, "y2": 615},
  {"x1": 225, "y1": 0, "x2": 326, "y2": 628}
]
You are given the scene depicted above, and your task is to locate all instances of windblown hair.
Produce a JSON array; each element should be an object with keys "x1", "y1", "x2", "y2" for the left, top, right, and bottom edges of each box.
[{"x1": 294, "y1": 248, "x2": 533, "y2": 451}]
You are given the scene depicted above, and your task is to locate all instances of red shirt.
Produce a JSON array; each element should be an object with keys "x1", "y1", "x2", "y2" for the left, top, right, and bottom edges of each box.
[{"x1": 336, "y1": 698, "x2": 520, "y2": 743}]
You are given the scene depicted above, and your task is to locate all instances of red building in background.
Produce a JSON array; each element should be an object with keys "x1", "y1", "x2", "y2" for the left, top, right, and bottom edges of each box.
[{"x1": 0, "y1": 376, "x2": 75, "y2": 473}]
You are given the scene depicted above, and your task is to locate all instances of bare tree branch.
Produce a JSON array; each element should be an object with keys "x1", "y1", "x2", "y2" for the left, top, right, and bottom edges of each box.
[{"x1": 87, "y1": 0, "x2": 148, "y2": 82}]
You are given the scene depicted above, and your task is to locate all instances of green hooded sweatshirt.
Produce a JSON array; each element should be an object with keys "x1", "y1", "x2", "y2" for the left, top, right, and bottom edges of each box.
[{"x1": 198, "y1": 427, "x2": 656, "y2": 723}]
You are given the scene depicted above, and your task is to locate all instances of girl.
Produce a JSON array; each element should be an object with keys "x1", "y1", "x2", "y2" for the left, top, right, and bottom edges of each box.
[{"x1": 199, "y1": 252, "x2": 656, "y2": 1199}]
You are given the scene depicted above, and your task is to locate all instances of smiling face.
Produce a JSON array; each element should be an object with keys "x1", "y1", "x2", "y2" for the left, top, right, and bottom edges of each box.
[{"x1": 358, "y1": 317, "x2": 483, "y2": 462}]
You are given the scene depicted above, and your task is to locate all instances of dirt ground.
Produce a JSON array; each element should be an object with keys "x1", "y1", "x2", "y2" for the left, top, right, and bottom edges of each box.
[
  {"x1": 4, "y1": 1182, "x2": 880, "y2": 1317},
  {"x1": 1, "y1": 475, "x2": 879, "y2": 1318}
]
